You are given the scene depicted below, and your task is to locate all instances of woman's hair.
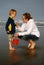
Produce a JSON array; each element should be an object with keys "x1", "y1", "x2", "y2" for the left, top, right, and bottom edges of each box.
[
  {"x1": 9, "y1": 9, "x2": 17, "y2": 16},
  {"x1": 23, "y1": 12, "x2": 32, "y2": 20}
]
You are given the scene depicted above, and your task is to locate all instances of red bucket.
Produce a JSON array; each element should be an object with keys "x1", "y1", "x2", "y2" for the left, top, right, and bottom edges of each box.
[{"x1": 12, "y1": 39, "x2": 19, "y2": 45}]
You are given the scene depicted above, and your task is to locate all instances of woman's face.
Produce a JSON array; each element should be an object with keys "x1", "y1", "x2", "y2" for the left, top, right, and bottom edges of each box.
[{"x1": 22, "y1": 16, "x2": 28, "y2": 23}]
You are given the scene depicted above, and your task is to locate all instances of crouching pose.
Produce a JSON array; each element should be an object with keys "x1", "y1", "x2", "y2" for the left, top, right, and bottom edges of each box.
[{"x1": 15, "y1": 12, "x2": 40, "y2": 49}]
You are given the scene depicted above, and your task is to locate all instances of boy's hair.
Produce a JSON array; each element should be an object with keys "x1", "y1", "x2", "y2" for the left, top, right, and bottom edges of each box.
[
  {"x1": 23, "y1": 12, "x2": 32, "y2": 20},
  {"x1": 9, "y1": 9, "x2": 17, "y2": 16}
]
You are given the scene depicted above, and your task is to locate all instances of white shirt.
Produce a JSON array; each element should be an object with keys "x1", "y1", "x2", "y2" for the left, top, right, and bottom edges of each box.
[{"x1": 16, "y1": 19, "x2": 40, "y2": 37}]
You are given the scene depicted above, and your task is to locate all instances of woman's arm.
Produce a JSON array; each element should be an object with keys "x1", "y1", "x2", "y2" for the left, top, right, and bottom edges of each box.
[
  {"x1": 18, "y1": 22, "x2": 34, "y2": 36},
  {"x1": 16, "y1": 23, "x2": 25, "y2": 32}
]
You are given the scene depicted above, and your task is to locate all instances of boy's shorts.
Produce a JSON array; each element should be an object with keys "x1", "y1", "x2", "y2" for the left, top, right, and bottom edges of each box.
[
  {"x1": 18, "y1": 34, "x2": 39, "y2": 41},
  {"x1": 8, "y1": 34, "x2": 14, "y2": 42}
]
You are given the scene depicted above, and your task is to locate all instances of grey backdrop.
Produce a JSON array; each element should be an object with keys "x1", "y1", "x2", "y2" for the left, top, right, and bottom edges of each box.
[{"x1": 0, "y1": 0, "x2": 44, "y2": 21}]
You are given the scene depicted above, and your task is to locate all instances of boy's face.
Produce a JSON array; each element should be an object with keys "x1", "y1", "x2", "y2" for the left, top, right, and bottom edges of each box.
[
  {"x1": 22, "y1": 16, "x2": 28, "y2": 23},
  {"x1": 11, "y1": 12, "x2": 16, "y2": 19}
]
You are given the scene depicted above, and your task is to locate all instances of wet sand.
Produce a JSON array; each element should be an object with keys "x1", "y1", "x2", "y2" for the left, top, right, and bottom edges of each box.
[{"x1": 0, "y1": 25, "x2": 44, "y2": 65}]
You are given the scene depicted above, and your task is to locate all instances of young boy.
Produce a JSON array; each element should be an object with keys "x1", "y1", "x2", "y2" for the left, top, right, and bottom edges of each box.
[
  {"x1": 15, "y1": 12, "x2": 40, "y2": 49},
  {"x1": 5, "y1": 9, "x2": 17, "y2": 51}
]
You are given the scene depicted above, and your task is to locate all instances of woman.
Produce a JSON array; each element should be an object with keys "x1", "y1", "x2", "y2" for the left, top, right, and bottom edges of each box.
[{"x1": 15, "y1": 12, "x2": 40, "y2": 49}]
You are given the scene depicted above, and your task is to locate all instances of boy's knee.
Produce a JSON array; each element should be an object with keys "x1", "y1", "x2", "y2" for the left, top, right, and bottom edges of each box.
[
  {"x1": 9, "y1": 38, "x2": 12, "y2": 41},
  {"x1": 8, "y1": 34, "x2": 13, "y2": 42}
]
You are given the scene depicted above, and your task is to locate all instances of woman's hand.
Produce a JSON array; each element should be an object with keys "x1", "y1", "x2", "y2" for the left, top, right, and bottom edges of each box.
[
  {"x1": 15, "y1": 22, "x2": 19, "y2": 28},
  {"x1": 14, "y1": 33, "x2": 19, "y2": 37}
]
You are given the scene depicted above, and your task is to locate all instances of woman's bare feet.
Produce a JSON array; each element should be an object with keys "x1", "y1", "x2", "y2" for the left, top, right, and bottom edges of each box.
[
  {"x1": 28, "y1": 40, "x2": 36, "y2": 49},
  {"x1": 28, "y1": 43, "x2": 31, "y2": 48},
  {"x1": 29, "y1": 42, "x2": 36, "y2": 49}
]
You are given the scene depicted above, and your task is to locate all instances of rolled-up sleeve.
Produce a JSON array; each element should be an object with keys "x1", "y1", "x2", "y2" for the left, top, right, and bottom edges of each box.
[
  {"x1": 18, "y1": 22, "x2": 34, "y2": 36},
  {"x1": 16, "y1": 24, "x2": 25, "y2": 32}
]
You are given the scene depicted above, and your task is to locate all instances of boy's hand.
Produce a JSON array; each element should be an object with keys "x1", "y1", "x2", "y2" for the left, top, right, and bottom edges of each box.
[{"x1": 7, "y1": 31, "x2": 10, "y2": 33}]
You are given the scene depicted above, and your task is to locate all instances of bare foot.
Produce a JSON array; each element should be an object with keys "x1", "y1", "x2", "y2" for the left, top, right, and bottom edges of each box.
[
  {"x1": 9, "y1": 47, "x2": 16, "y2": 51},
  {"x1": 29, "y1": 42, "x2": 36, "y2": 49},
  {"x1": 28, "y1": 43, "x2": 31, "y2": 48}
]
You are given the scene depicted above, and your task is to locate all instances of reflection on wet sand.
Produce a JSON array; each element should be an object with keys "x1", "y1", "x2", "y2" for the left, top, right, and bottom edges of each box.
[
  {"x1": 0, "y1": 26, "x2": 44, "y2": 65},
  {"x1": 8, "y1": 47, "x2": 36, "y2": 65},
  {"x1": 8, "y1": 50, "x2": 20, "y2": 65},
  {"x1": 27, "y1": 49, "x2": 36, "y2": 58}
]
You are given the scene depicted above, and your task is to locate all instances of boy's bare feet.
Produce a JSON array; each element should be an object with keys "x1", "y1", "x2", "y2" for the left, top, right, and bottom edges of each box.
[{"x1": 9, "y1": 47, "x2": 16, "y2": 51}]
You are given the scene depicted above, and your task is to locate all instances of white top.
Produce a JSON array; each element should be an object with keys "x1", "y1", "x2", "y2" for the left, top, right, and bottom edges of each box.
[{"x1": 16, "y1": 19, "x2": 40, "y2": 37}]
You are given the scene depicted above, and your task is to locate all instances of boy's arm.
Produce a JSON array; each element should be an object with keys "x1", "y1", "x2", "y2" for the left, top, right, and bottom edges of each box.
[
  {"x1": 8, "y1": 24, "x2": 12, "y2": 31},
  {"x1": 6, "y1": 22, "x2": 12, "y2": 33},
  {"x1": 5, "y1": 22, "x2": 9, "y2": 31}
]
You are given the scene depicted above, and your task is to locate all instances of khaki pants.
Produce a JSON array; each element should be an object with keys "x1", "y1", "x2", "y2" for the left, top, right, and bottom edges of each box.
[{"x1": 8, "y1": 34, "x2": 14, "y2": 43}]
